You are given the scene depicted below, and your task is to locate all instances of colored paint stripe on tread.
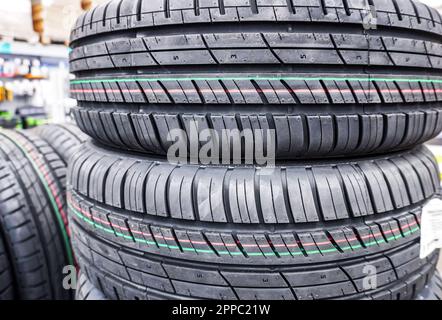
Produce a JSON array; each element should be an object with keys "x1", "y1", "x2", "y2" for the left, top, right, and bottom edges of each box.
[
  {"x1": 0, "y1": 130, "x2": 74, "y2": 265},
  {"x1": 70, "y1": 76, "x2": 442, "y2": 85},
  {"x1": 70, "y1": 88, "x2": 442, "y2": 95},
  {"x1": 68, "y1": 199, "x2": 420, "y2": 258}
]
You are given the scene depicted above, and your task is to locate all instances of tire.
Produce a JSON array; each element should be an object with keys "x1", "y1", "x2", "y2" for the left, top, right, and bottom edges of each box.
[
  {"x1": 427, "y1": 144, "x2": 442, "y2": 187},
  {"x1": 68, "y1": 142, "x2": 440, "y2": 300},
  {"x1": 72, "y1": 216, "x2": 439, "y2": 300},
  {"x1": 0, "y1": 129, "x2": 74, "y2": 300},
  {"x1": 0, "y1": 230, "x2": 14, "y2": 300},
  {"x1": 76, "y1": 272, "x2": 107, "y2": 300},
  {"x1": 70, "y1": 0, "x2": 442, "y2": 159},
  {"x1": 69, "y1": 141, "x2": 440, "y2": 225},
  {"x1": 33, "y1": 123, "x2": 88, "y2": 165},
  {"x1": 76, "y1": 261, "x2": 442, "y2": 301},
  {"x1": 416, "y1": 272, "x2": 442, "y2": 300}
]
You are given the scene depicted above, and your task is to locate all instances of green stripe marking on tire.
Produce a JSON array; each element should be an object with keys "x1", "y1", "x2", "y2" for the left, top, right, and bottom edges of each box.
[
  {"x1": 68, "y1": 202, "x2": 420, "y2": 258},
  {"x1": 0, "y1": 130, "x2": 74, "y2": 265},
  {"x1": 70, "y1": 76, "x2": 442, "y2": 85}
]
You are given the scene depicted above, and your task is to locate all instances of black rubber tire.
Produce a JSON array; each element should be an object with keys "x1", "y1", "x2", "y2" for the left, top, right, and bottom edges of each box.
[
  {"x1": 69, "y1": 141, "x2": 440, "y2": 225},
  {"x1": 0, "y1": 129, "x2": 74, "y2": 300},
  {"x1": 75, "y1": 272, "x2": 107, "y2": 300},
  {"x1": 0, "y1": 230, "x2": 14, "y2": 300},
  {"x1": 33, "y1": 123, "x2": 88, "y2": 165},
  {"x1": 72, "y1": 217, "x2": 439, "y2": 300},
  {"x1": 416, "y1": 272, "x2": 442, "y2": 300},
  {"x1": 70, "y1": 0, "x2": 442, "y2": 159},
  {"x1": 68, "y1": 141, "x2": 440, "y2": 300},
  {"x1": 76, "y1": 264, "x2": 442, "y2": 301},
  {"x1": 70, "y1": 0, "x2": 442, "y2": 43}
]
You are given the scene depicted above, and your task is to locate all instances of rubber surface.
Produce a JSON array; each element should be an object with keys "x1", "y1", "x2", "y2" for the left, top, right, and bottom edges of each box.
[
  {"x1": 33, "y1": 123, "x2": 88, "y2": 165},
  {"x1": 76, "y1": 263, "x2": 442, "y2": 300},
  {"x1": 416, "y1": 271, "x2": 442, "y2": 300},
  {"x1": 72, "y1": 218, "x2": 439, "y2": 300},
  {"x1": 76, "y1": 272, "x2": 107, "y2": 300},
  {"x1": 0, "y1": 129, "x2": 73, "y2": 300},
  {"x1": 69, "y1": 142, "x2": 440, "y2": 225},
  {"x1": 70, "y1": 0, "x2": 442, "y2": 45},
  {"x1": 69, "y1": 0, "x2": 442, "y2": 159},
  {"x1": 68, "y1": 142, "x2": 440, "y2": 300},
  {"x1": 0, "y1": 230, "x2": 14, "y2": 300}
]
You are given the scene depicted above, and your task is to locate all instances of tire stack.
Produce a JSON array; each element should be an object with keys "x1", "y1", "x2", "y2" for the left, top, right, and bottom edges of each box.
[
  {"x1": 0, "y1": 129, "x2": 74, "y2": 300},
  {"x1": 69, "y1": 0, "x2": 442, "y2": 300},
  {"x1": 0, "y1": 124, "x2": 87, "y2": 300},
  {"x1": 33, "y1": 123, "x2": 88, "y2": 165}
]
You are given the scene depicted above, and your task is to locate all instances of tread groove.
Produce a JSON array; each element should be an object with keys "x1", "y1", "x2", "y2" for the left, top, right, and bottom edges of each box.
[
  {"x1": 136, "y1": 0, "x2": 143, "y2": 21},
  {"x1": 164, "y1": 0, "x2": 170, "y2": 19},
  {"x1": 319, "y1": 0, "x2": 328, "y2": 15},
  {"x1": 342, "y1": 0, "x2": 351, "y2": 16},
  {"x1": 116, "y1": 0, "x2": 123, "y2": 24},
  {"x1": 218, "y1": 0, "x2": 226, "y2": 15},
  {"x1": 250, "y1": 0, "x2": 259, "y2": 14},
  {"x1": 391, "y1": 0, "x2": 403, "y2": 21}
]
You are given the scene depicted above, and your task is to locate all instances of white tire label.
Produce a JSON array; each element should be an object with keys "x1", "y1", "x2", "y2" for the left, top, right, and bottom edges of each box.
[{"x1": 420, "y1": 198, "x2": 442, "y2": 259}]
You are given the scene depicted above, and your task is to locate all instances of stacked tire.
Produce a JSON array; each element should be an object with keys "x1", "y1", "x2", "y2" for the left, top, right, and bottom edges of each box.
[
  {"x1": 0, "y1": 129, "x2": 74, "y2": 300},
  {"x1": 33, "y1": 123, "x2": 88, "y2": 165},
  {"x1": 0, "y1": 124, "x2": 87, "y2": 300},
  {"x1": 69, "y1": 0, "x2": 442, "y2": 300}
]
